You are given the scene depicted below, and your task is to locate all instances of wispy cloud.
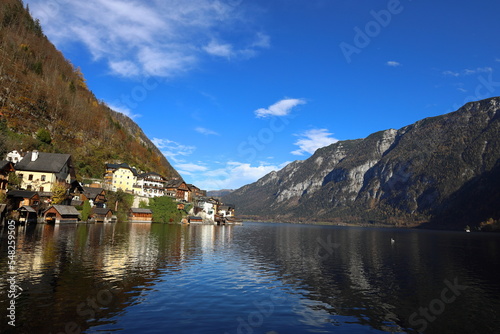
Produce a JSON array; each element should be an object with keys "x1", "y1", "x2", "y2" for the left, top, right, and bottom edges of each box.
[
  {"x1": 463, "y1": 67, "x2": 493, "y2": 75},
  {"x1": 203, "y1": 39, "x2": 235, "y2": 58},
  {"x1": 175, "y1": 163, "x2": 208, "y2": 175},
  {"x1": 29, "y1": 0, "x2": 269, "y2": 78},
  {"x1": 196, "y1": 161, "x2": 289, "y2": 190},
  {"x1": 443, "y1": 70, "x2": 460, "y2": 77},
  {"x1": 255, "y1": 98, "x2": 306, "y2": 118},
  {"x1": 152, "y1": 134, "x2": 289, "y2": 189},
  {"x1": 443, "y1": 67, "x2": 493, "y2": 77},
  {"x1": 291, "y1": 128, "x2": 338, "y2": 156},
  {"x1": 386, "y1": 61, "x2": 401, "y2": 67},
  {"x1": 106, "y1": 102, "x2": 141, "y2": 119},
  {"x1": 195, "y1": 127, "x2": 220, "y2": 136},
  {"x1": 152, "y1": 138, "x2": 196, "y2": 163}
]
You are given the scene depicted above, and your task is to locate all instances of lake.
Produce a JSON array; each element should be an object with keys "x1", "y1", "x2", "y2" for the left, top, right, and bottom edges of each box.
[{"x1": 1, "y1": 222, "x2": 499, "y2": 333}]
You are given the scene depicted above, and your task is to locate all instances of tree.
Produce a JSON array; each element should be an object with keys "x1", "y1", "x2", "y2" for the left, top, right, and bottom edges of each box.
[
  {"x1": 81, "y1": 200, "x2": 91, "y2": 221},
  {"x1": 36, "y1": 128, "x2": 52, "y2": 145},
  {"x1": 144, "y1": 196, "x2": 183, "y2": 223},
  {"x1": 8, "y1": 172, "x2": 21, "y2": 190},
  {"x1": 51, "y1": 182, "x2": 68, "y2": 204},
  {"x1": 0, "y1": 192, "x2": 6, "y2": 204},
  {"x1": 110, "y1": 189, "x2": 129, "y2": 211}
]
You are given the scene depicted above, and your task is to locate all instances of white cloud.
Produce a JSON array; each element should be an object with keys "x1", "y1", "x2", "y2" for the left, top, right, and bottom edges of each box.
[
  {"x1": 443, "y1": 70, "x2": 460, "y2": 77},
  {"x1": 291, "y1": 128, "x2": 338, "y2": 156},
  {"x1": 203, "y1": 40, "x2": 234, "y2": 58},
  {"x1": 106, "y1": 102, "x2": 141, "y2": 119},
  {"x1": 443, "y1": 67, "x2": 493, "y2": 77},
  {"x1": 255, "y1": 98, "x2": 306, "y2": 118},
  {"x1": 463, "y1": 67, "x2": 493, "y2": 75},
  {"x1": 175, "y1": 163, "x2": 208, "y2": 176},
  {"x1": 152, "y1": 138, "x2": 196, "y2": 162},
  {"x1": 109, "y1": 60, "x2": 141, "y2": 77},
  {"x1": 150, "y1": 136, "x2": 289, "y2": 190},
  {"x1": 386, "y1": 61, "x2": 401, "y2": 67},
  {"x1": 28, "y1": 0, "x2": 269, "y2": 78},
  {"x1": 251, "y1": 32, "x2": 271, "y2": 49},
  {"x1": 194, "y1": 161, "x2": 289, "y2": 190},
  {"x1": 195, "y1": 127, "x2": 220, "y2": 136}
]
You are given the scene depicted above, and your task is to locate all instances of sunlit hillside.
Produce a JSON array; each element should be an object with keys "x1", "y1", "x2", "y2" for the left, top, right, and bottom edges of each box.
[{"x1": 0, "y1": 0, "x2": 179, "y2": 179}]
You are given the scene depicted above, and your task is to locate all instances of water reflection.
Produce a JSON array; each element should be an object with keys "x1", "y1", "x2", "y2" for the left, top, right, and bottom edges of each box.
[{"x1": 1, "y1": 222, "x2": 499, "y2": 334}]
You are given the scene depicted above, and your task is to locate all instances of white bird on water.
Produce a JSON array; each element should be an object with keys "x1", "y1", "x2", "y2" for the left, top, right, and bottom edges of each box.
[{"x1": 391, "y1": 238, "x2": 395, "y2": 244}]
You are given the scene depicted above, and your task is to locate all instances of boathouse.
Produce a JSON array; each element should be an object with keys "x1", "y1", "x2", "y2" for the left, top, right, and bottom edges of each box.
[
  {"x1": 188, "y1": 216, "x2": 203, "y2": 224},
  {"x1": 91, "y1": 207, "x2": 114, "y2": 223},
  {"x1": 44, "y1": 205, "x2": 80, "y2": 224},
  {"x1": 7, "y1": 190, "x2": 40, "y2": 211},
  {"x1": 18, "y1": 205, "x2": 37, "y2": 224},
  {"x1": 129, "y1": 208, "x2": 153, "y2": 222}
]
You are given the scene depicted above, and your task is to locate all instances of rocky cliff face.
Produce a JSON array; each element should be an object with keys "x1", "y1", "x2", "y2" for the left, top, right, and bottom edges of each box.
[{"x1": 224, "y1": 97, "x2": 500, "y2": 228}]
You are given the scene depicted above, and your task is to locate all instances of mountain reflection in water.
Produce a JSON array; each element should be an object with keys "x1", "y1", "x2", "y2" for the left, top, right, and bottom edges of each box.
[{"x1": 1, "y1": 222, "x2": 499, "y2": 333}]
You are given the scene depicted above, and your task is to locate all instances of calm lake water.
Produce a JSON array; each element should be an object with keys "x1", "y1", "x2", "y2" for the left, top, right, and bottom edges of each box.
[{"x1": 1, "y1": 222, "x2": 500, "y2": 334}]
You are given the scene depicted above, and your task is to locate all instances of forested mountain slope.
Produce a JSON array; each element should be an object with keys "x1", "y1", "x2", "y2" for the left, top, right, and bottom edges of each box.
[{"x1": 0, "y1": 0, "x2": 179, "y2": 179}]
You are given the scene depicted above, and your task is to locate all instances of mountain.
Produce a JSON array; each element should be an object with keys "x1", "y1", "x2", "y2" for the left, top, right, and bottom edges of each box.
[
  {"x1": 223, "y1": 97, "x2": 500, "y2": 229},
  {"x1": 0, "y1": 0, "x2": 179, "y2": 179},
  {"x1": 207, "y1": 189, "x2": 234, "y2": 198}
]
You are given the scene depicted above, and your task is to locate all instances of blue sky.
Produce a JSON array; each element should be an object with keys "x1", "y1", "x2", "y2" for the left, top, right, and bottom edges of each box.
[{"x1": 26, "y1": 0, "x2": 500, "y2": 190}]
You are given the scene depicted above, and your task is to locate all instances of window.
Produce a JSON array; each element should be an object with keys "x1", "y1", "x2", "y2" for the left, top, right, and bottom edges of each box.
[
  {"x1": 18, "y1": 174, "x2": 23, "y2": 180},
  {"x1": 28, "y1": 174, "x2": 33, "y2": 181},
  {"x1": 41, "y1": 175, "x2": 46, "y2": 181},
  {"x1": 39, "y1": 187, "x2": 44, "y2": 192},
  {"x1": 27, "y1": 185, "x2": 32, "y2": 190}
]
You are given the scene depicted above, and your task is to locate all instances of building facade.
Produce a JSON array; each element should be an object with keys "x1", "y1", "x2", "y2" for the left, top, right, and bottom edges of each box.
[
  {"x1": 135, "y1": 172, "x2": 168, "y2": 197},
  {"x1": 104, "y1": 163, "x2": 139, "y2": 193},
  {"x1": 14, "y1": 151, "x2": 74, "y2": 192}
]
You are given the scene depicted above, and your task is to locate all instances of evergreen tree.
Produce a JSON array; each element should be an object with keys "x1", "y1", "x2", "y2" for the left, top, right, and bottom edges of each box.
[{"x1": 81, "y1": 200, "x2": 91, "y2": 221}]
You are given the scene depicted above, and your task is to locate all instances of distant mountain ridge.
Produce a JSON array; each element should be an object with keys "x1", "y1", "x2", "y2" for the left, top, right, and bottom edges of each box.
[
  {"x1": 0, "y1": 0, "x2": 180, "y2": 179},
  {"x1": 207, "y1": 189, "x2": 234, "y2": 198},
  {"x1": 223, "y1": 97, "x2": 500, "y2": 229}
]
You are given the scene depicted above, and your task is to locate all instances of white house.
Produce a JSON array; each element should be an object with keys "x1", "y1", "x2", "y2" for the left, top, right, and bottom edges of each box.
[
  {"x1": 135, "y1": 172, "x2": 167, "y2": 197},
  {"x1": 14, "y1": 151, "x2": 75, "y2": 192},
  {"x1": 5, "y1": 150, "x2": 24, "y2": 164},
  {"x1": 218, "y1": 205, "x2": 235, "y2": 218}
]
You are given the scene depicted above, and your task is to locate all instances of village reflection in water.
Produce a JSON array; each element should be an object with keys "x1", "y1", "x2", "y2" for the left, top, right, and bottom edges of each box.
[{"x1": 0, "y1": 223, "x2": 238, "y2": 333}]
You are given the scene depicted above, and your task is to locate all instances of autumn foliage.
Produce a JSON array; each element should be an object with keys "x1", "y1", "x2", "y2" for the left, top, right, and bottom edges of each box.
[{"x1": 0, "y1": 0, "x2": 179, "y2": 180}]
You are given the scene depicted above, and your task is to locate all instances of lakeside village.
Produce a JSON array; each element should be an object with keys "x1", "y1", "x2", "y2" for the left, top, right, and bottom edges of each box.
[{"x1": 0, "y1": 150, "x2": 238, "y2": 226}]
